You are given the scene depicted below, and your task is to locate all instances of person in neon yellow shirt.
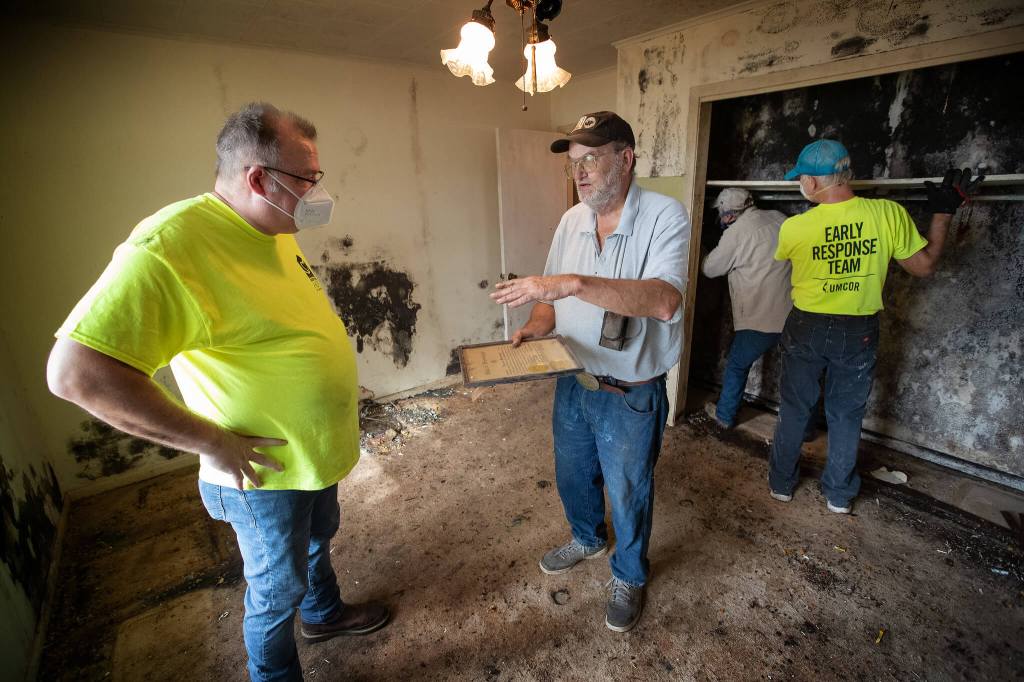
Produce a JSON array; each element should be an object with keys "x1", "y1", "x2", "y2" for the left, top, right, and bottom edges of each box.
[
  {"x1": 768, "y1": 139, "x2": 983, "y2": 514},
  {"x1": 47, "y1": 102, "x2": 389, "y2": 680}
]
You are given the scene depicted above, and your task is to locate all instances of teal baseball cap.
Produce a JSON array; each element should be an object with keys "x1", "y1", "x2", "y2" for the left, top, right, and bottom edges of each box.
[{"x1": 784, "y1": 139, "x2": 851, "y2": 180}]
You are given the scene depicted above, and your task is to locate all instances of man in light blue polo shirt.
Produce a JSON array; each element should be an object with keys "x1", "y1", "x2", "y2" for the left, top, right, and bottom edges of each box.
[{"x1": 492, "y1": 111, "x2": 690, "y2": 632}]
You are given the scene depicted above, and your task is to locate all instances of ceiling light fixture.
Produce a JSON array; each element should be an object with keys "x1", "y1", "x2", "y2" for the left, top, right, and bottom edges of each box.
[{"x1": 441, "y1": 0, "x2": 570, "y2": 110}]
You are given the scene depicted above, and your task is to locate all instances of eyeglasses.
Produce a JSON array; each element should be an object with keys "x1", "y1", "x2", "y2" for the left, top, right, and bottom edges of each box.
[
  {"x1": 564, "y1": 150, "x2": 618, "y2": 178},
  {"x1": 248, "y1": 165, "x2": 325, "y2": 185}
]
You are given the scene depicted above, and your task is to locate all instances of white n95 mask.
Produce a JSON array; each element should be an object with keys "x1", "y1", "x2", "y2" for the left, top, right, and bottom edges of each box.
[{"x1": 263, "y1": 173, "x2": 335, "y2": 230}]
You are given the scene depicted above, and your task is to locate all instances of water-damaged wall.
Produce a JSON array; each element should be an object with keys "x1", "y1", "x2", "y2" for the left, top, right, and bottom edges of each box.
[
  {"x1": 0, "y1": 328, "x2": 63, "y2": 680},
  {"x1": 694, "y1": 54, "x2": 1024, "y2": 477},
  {"x1": 617, "y1": 0, "x2": 1024, "y2": 177}
]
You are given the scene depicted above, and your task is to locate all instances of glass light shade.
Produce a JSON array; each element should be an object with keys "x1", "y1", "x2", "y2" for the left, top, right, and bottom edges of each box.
[
  {"x1": 515, "y1": 39, "x2": 571, "y2": 94},
  {"x1": 440, "y1": 20, "x2": 496, "y2": 86}
]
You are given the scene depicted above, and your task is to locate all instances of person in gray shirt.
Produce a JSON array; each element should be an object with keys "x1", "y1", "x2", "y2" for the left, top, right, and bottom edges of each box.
[
  {"x1": 491, "y1": 111, "x2": 689, "y2": 633},
  {"x1": 702, "y1": 188, "x2": 792, "y2": 429}
]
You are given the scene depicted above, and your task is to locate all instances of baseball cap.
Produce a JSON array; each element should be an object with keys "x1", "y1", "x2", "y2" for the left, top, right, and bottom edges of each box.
[
  {"x1": 714, "y1": 188, "x2": 753, "y2": 214},
  {"x1": 784, "y1": 139, "x2": 851, "y2": 180},
  {"x1": 551, "y1": 111, "x2": 635, "y2": 153}
]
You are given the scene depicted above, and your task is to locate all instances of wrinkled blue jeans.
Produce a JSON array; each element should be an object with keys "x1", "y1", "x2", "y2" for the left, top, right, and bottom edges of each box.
[
  {"x1": 552, "y1": 374, "x2": 669, "y2": 587},
  {"x1": 716, "y1": 329, "x2": 782, "y2": 426},
  {"x1": 768, "y1": 309, "x2": 879, "y2": 507},
  {"x1": 199, "y1": 481, "x2": 344, "y2": 682}
]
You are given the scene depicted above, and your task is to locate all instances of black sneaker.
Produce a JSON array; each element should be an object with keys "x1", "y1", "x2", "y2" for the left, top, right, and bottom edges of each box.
[
  {"x1": 539, "y1": 539, "x2": 608, "y2": 575},
  {"x1": 605, "y1": 577, "x2": 644, "y2": 632}
]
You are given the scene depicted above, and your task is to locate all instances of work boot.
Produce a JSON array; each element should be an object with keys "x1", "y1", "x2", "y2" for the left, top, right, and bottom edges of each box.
[
  {"x1": 605, "y1": 577, "x2": 644, "y2": 632},
  {"x1": 300, "y1": 601, "x2": 391, "y2": 642},
  {"x1": 539, "y1": 538, "x2": 607, "y2": 575},
  {"x1": 704, "y1": 402, "x2": 731, "y2": 429}
]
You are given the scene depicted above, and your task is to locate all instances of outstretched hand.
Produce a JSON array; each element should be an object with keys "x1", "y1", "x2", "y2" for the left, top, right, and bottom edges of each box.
[
  {"x1": 925, "y1": 168, "x2": 985, "y2": 214},
  {"x1": 207, "y1": 430, "x2": 287, "y2": 489},
  {"x1": 490, "y1": 275, "x2": 577, "y2": 308}
]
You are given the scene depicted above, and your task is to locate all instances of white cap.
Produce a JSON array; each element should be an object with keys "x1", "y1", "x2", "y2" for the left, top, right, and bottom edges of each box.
[{"x1": 714, "y1": 188, "x2": 753, "y2": 214}]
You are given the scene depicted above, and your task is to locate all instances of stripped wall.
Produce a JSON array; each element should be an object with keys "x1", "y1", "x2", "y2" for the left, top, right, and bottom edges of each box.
[{"x1": 694, "y1": 54, "x2": 1024, "y2": 477}]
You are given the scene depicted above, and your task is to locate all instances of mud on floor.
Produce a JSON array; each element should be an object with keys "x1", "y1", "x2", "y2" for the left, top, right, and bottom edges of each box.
[{"x1": 40, "y1": 381, "x2": 1024, "y2": 680}]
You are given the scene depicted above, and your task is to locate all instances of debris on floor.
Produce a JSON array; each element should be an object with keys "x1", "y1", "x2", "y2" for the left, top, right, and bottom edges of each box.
[{"x1": 871, "y1": 466, "x2": 909, "y2": 485}]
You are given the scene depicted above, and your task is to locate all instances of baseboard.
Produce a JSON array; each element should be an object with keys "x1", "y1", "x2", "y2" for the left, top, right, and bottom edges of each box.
[{"x1": 374, "y1": 375, "x2": 462, "y2": 403}]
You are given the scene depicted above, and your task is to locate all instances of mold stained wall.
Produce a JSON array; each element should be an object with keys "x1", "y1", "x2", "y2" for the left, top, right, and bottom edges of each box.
[
  {"x1": 695, "y1": 55, "x2": 1024, "y2": 478},
  {"x1": 0, "y1": 22, "x2": 551, "y2": 496},
  {"x1": 0, "y1": 326, "x2": 63, "y2": 681},
  {"x1": 615, "y1": 0, "x2": 1024, "y2": 476},
  {"x1": 617, "y1": 0, "x2": 1024, "y2": 178}
]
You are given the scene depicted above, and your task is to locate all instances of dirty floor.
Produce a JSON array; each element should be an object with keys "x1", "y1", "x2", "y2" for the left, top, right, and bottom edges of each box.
[{"x1": 41, "y1": 381, "x2": 1024, "y2": 680}]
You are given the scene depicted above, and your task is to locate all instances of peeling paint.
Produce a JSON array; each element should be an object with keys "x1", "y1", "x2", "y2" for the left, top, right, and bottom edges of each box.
[{"x1": 0, "y1": 453, "x2": 62, "y2": 615}]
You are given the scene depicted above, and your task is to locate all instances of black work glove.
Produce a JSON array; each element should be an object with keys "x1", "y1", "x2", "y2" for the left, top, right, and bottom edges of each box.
[{"x1": 924, "y1": 168, "x2": 985, "y2": 214}]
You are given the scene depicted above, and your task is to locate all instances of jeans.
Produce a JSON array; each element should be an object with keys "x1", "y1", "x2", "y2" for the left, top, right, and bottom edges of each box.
[
  {"x1": 768, "y1": 309, "x2": 879, "y2": 507},
  {"x1": 552, "y1": 374, "x2": 669, "y2": 587},
  {"x1": 199, "y1": 481, "x2": 345, "y2": 682},
  {"x1": 716, "y1": 329, "x2": 782, "y2": 426}
]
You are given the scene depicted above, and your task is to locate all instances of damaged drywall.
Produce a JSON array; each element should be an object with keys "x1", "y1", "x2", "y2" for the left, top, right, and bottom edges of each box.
[
  {"x1": 617, "y1": 0, "x2": 1024, "y2": 176},
  {"x1": 696, "y1": 54, "x2": 1024, "y2": 476}
]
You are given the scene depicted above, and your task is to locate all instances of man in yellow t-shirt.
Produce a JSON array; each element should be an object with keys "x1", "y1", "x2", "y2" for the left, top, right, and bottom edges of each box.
[
  {"x1": 768, "y1": 139, "x2": 983, "y2": 514},
  {"x1": 47, "y1": 103, "x2": 390, "y2": 680}
]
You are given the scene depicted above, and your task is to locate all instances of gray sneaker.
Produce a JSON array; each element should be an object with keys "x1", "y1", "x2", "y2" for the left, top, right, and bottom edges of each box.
[
  {"x1": 539, "y1": 539, "x2": 607, "y2": 575},
  {"x1": 605, "y1": 577, "x2": 644, "y2": 632}
]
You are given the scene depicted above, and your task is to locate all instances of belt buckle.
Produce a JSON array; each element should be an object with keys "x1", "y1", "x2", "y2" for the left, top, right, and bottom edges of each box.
[{"x1": 575, "y1": 372, "x2": 600, "y2": 391}]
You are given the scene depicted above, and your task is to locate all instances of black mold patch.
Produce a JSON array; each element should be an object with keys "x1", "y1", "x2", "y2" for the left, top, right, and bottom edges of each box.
[
  {"x1": 70, "y1": 419, "x2": 183, "y2": 479},
  {"x1": 831, "y1": 35, "x2": 877, "y2": 58},
  {"x1": 979, "y1": 8, "x2": 1012, "y2": 26},
  {"x1": 317, "y1": 260, "x2": 422, "y2": 367},
  {"x1": 478, "y1": 279, "x2": 489, "y2": 289},
  {"x1": 0, "y1": 453, "x2": 63, "y2": 615},
  {"x1": 638, "y1": 68, "x2": 649, "y2": 94},
  {"x1": 738, "y1": 48, "x2": 798, "y2": 74},
  {"x1": 446, "y1": 348, "x2": 461, "y2": 376}
]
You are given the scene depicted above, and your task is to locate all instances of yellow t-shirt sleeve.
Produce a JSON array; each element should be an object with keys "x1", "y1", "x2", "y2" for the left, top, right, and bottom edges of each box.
[
  {"x1": 57, "y1": 243, "x2": 209, "y2": 376},
  {"x1": 889, "y1": 202, "x2": 928, "y2": 260}
]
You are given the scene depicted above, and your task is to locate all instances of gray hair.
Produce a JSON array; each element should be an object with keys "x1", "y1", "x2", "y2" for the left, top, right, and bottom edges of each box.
[
  {"x1": 812, "y1": 156, "x2": 853, "y2": 187},
  {"x1": 612, "y1": 140, "x2": 636, "y2": 175},
  {"x1": 215, "y1": 102, "x2": 318, "y2": 179}
]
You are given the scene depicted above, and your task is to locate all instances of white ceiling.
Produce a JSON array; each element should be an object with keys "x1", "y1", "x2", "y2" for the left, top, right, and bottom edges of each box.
[{"x1": 10, "y1": 0, "x2": 746, "y2": 81}]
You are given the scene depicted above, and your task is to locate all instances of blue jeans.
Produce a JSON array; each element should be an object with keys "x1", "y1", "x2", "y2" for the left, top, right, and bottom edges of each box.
[
  {"x1": 199, "y1": 481, "x2": 345, "y2": 682},
  {"x1": 716, "y1": 329, "x2": 782, "y2": 426},
  {"x1": 552, "y1": 374, "x2": 668, "y2": 586},
  {"x1": 768, "y1": 309, "x2": 879, "y2": 507}
]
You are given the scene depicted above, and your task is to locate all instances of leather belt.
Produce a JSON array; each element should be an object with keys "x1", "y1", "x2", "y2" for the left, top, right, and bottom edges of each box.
[{"x1": 576, "y1": 372, "x2": 662, "y2": 395}]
